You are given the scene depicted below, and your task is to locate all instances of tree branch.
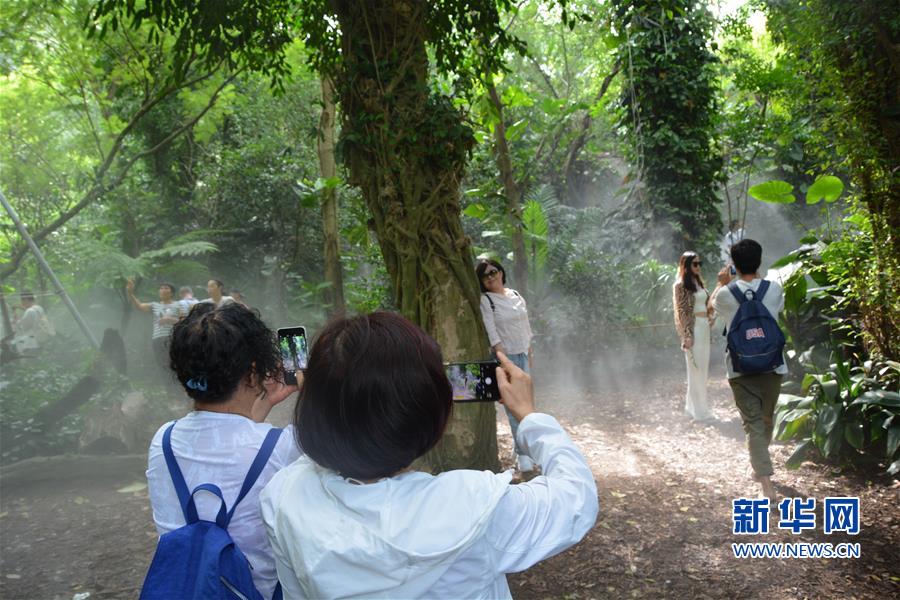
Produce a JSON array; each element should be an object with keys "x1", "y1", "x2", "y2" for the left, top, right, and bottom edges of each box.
[{"x1": 0, "y1": 68, "x2": 235, "y2": 282}]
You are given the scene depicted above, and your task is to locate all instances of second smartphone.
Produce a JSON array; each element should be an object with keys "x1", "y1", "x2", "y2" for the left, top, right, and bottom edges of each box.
[
  {"x1": 277, "y1": 326, "x2": 308, "y2": 386},
  {"x1": 446, "y1": 360, "x2": 501, "y2": 402}
]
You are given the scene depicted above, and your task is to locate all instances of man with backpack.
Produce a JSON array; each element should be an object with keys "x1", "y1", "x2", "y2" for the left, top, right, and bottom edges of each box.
[{"x1": 711, "y1": 239, "x2": 787, "y2": 501}]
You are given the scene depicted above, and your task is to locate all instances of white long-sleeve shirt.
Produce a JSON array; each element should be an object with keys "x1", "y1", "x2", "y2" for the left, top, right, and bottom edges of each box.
[
  {"x1": 260, "y1": 413, "x2": 598, "y2": 599},
  {"x1": 147, "y1": 412, "x2": 302, "y2": 598},
  {"x1": 479, "y1": 289, "x2": 534, "y2": 354}
]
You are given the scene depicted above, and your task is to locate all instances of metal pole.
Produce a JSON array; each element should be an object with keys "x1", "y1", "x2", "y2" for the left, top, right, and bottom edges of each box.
[{"x1": 0, "y1": 189, "x2": 101, "y2": 350}]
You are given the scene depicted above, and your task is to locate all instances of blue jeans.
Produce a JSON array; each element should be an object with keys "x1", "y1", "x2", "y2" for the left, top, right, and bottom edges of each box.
[{"x1": 504, "y1": 352, "x2": 529, "y2": 457}]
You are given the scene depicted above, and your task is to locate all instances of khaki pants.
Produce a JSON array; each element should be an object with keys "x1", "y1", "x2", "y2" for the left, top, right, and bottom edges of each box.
[{"x1": 729, "y1": 372, "x2": 783, "y2": 478}]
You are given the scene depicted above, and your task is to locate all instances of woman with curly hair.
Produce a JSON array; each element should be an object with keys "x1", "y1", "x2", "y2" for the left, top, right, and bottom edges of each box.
[
  {"x1": 673, "y1": 251, "x2": 715, "y2": 422},
  {"x1": 145, "y1": 302, "x2": 300, "y2": 599}
]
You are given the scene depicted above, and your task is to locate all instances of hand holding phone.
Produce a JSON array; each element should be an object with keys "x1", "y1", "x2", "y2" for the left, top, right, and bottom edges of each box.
[
  {"x1": 277, "y1": 326, "x2": 309, "y2": 386},
  {"x1": 495, "y1": 351, "x2": 535, "y2": 422}
]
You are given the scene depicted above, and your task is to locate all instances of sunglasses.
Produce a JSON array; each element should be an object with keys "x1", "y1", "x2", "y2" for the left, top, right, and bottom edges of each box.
[
  {"x1": 482, "y1": 268, "x2": 500, "y2": 279},
  {"x1": 692, "y1": 260, "x2": 703, "y2": 267}
]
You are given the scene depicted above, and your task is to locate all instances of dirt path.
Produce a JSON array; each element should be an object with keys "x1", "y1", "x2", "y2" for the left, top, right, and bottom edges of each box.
[{"x1": 1, "y1": 366, "x2": 897, "y2": 599}]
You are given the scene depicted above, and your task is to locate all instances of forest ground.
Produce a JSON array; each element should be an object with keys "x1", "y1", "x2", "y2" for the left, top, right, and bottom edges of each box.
[{"x1": 1, "y1": 357, "x2": 898, "y2": 600}]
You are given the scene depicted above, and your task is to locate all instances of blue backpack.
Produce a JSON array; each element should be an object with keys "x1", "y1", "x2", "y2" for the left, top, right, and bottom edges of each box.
[
  {"x1": 726, "y1": 280, "x2": 786, "y2": 374},
  {"x1": 140, "y1": 422, "x2": 283, "y2": 600}
]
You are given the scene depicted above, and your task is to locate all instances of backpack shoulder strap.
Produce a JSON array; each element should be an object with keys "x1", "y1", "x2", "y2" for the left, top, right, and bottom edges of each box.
[
  {"x1": 224, "y1": 427, "x2": 283, "y2": 527},
  {"x1": 162, "y1": 421, "x2": 199, "y2": 524},
  {"x1": 483, "y1": 292, "x2": 495, "y2": 312},
  {"x1": 727, "y1": 281, "x2": 746, "y2": 304},
  {"x1": 756, "y1": 279, "x2": 771, "y2": 301}
]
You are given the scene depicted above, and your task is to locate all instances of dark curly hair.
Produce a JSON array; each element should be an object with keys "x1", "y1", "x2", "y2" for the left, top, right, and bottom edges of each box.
[
  {"x1": 168, "y1": 303, "x2": 281, "y2": 403},
  {"x1": 475, "y1": 258, "x2": 506, "y2": 293},
  {"x1": 295, "y1": 312, "x2": 452, "y2": 480}
]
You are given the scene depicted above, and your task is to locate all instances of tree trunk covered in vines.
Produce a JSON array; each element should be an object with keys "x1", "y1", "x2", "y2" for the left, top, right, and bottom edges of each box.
[
  {"x1": 487, "y1": 81, "x2": 528, "y2": 296},
  {"x1": 766, "y1": 0, "x2": 900, "y2": 361},
  {"x1": 317, "y1": 77, "x2": 346, "y2": 317},
  {"x1": 332, "y1": 0, "x2": 499, "y2": 472},
  {"x1": 824, "y1": 2, "x2": 900, "y2": 361},
  {"x1": 614, "y1": 0, "x2": 722, "y2": 261}
]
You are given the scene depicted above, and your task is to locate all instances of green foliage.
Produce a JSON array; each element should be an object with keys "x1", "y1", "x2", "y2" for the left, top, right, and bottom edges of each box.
[
  {"x1": 613, "y1": 0, "x2": 722, "y2": 255},
  {"x1": 748, "y1": 180, "x2": 795, "y2": 204},
  {"x1": 763, "y1": 0, "x2": 900, "y2": 362},
  {"x1": 775, "y1": 356, "x2": 900, "y2": 474},
  {"x1": 805, "y1": 176, "x2": 844, "y2": 205}
]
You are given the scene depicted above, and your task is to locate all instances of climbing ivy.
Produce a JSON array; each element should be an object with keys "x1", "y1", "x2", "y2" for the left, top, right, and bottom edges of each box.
[{"x1": 613, "y1": 0, "x2": 722, "y2": 258}]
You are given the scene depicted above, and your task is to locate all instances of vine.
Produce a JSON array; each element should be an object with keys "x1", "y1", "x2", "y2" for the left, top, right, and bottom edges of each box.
[{"x1": 613, "y1": 0, "x2": 722, "y2": 258}]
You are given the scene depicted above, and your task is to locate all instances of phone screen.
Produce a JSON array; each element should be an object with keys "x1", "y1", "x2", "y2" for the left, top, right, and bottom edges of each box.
[
  {"x1": 277, "y1": 326, "x2": 308, "y2": 386},
  {"x1": 446, "y1": 360, "x2": 501, "y2": 402}
]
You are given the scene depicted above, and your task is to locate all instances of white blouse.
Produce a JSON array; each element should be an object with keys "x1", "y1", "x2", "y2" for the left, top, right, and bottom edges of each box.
[
  {"x1": 147, "y1": 412, "x2": 302, "y2": 598},
  {"x1": 260, "y1": 413, "x2": 598, "y2": 599},
  {"x1": 479, "y1": 288, "x2": 534, "y2": 354}
]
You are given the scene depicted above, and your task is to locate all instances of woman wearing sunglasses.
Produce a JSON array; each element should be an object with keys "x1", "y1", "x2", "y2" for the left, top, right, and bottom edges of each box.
[
  {"x1": 475, "y1": 258, "x2": 536, "y2": 474},
  {"x1": 673, "y1": 251, "x2": 715, "y2": 422}
]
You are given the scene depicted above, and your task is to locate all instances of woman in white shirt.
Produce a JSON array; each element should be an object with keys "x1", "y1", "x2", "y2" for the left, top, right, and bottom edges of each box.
[
  {"x1": 476, "y1": 258, "x2": 536, "y2": 472},
  {"x1": 260, "y1": 312, "x2": 597, "y2": 599},
  {"x1": 145, "y1": 302, "x2": 300, "y2": 599}
]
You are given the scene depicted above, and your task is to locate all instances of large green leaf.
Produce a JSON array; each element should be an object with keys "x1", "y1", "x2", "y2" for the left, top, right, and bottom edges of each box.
[
  {"x1": 887, "y1": 424, "x2": 900, "y2": 459},
  {"x1": 463, "y1": 203, "x2": 489, "y2": 220},
  {"x1": 805, "y1": 176, "x2": 844, "y2": 204},
  {"x1": 851, "y1": 390, "x2": 900, "y2": 408},
  {"x1": 748, "y1": 180, "x2": 796, "y2": 204},
  {"x1": 522, "y1": 198, "x2": 548, "y2": 274},
  {"x1": 783, "y1": 272, "x2": 808, "y2": 314},
  {"x1": 777, "y1": 408, "x2": 812, "y2": 441},
  {"x1": 814, "y1": 403, "x2": 843, "y2": 457},
  {"x1": 785, "y1": 439, "x2": 813, "y2": 469},
  {"x1": 844, "y1": 421, "x2": 865, "y2": 449},
  {"x1": 818, "y1": 379, "x2": 839, "y2": 401}
]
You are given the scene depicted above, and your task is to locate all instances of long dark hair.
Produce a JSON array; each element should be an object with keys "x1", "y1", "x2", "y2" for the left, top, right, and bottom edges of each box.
[{"x1": 677, "y1": 252, "x2": 705, "y2": 293}]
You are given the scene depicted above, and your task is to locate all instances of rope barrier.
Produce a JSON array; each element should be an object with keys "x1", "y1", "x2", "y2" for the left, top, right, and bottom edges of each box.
[
  {"x1": 4, "y1": 291, "x2": 62, "y2": 299},
  {"x1": 607, "y1": 322, "x2": 674, "y2": 332}
]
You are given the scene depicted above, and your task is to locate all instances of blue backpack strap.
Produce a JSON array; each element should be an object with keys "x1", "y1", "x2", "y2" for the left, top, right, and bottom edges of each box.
[
  {"x1": 727, "y1": 281, "x2": 746, "y2": 304},
  {"x1": 187, "y1": 483, "x2": 229, "y2": 528},
  {"x1": 224, "y1": 427, "x2": 283, "y2": 527},
  {"x1": 162, "y1": 422, "x2": 199, "y2": 524},
  {"x1": 272, "y1": 582, "x2": 283, "y2": 600},
  {"x1": 729, "y1": 280, "x2": 770, "y2": 305}
]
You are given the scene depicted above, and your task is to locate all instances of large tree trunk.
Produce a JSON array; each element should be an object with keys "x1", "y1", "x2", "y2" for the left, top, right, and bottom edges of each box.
[
  {"x1": 333, "y1": 0, "x2": 499, "y2": 472},
  {"x1": 317, "y1": 77, "x2": 346, "y2": 316},
  {"x1": 486, "y1": 80, "x2": 528, "y2": 296}
]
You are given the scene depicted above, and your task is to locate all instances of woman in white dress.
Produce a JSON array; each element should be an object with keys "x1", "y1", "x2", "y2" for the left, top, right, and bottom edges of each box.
[{"x1": 673, "y1": 252, "x2": 715, "y2": 421}]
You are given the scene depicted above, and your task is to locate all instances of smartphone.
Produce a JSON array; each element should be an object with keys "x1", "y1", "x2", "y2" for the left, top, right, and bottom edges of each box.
[
  {"x1": 729, "y1": 265, "x2": 737, "y2": 276},
  {"x1": 445, "y1": 360, "x2": 501, "y2": 402},
  {"x1": 277, "y1": 326, "x2": 309, "y2": 386}
]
